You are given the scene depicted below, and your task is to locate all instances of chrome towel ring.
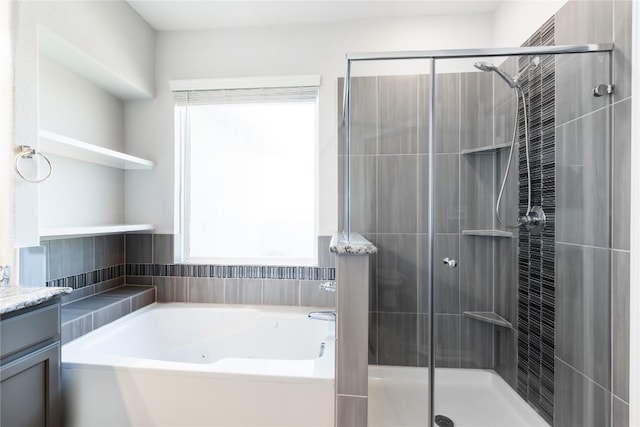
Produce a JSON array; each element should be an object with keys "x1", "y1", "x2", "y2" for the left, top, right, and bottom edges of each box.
[{"x1": 14, "y1": 145, "x2": 53, "y2": 183}]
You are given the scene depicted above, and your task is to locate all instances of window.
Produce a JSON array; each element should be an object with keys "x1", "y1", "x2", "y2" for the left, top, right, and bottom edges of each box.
[{"x1": 174, "y1": 77, "x2": 319, "y2": 265}]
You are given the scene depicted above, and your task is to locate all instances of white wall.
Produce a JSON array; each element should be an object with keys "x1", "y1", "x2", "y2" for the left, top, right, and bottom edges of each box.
[
  {"x1": 13, "y1": 0, "x2": 155, "y2": 246},
  {"x1": 38, "y1": 59, "x2": 125, "y2": 228},
  {"x1": 39, "y1": 59, "x2": 125, "y2": 152},
  {"x1": 492, "y1": 1, "x2": 567, "y2": 47},
  {"x1": 0, "y1": 0, "x2": 16, "y2": 280},
  {"x1": 125, "y1": 13, "x2": 496, "y2": 235}
]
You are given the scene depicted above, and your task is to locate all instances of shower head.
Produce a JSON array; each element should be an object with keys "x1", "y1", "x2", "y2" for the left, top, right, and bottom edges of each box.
[
  {"x1": 473, "y1": 61, "x2": 496, "y2": 72},
  {"x1": 473, "y1": 61, "x2": 517, "y2": 88}
]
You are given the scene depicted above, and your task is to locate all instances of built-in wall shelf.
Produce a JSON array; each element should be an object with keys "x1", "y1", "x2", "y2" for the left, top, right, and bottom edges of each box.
[
  {"x1": 38, "y1": 28, "x2": 153, "y2": 100},
  {"x1": 40, "y1": 224, "x2": 154, "y2": 239},
  {"x1": 39, "y1": 130, "x2": 154, "y2": 170},
  {"x1": 461, "y1": 142, "x2": 511, "y2": 155},
  {"x1": 463, "y1": 311, "x2": 513, "y2": 329},
  {"x1": 462, "y1": 230, "x2": 514, "y2": 238}
]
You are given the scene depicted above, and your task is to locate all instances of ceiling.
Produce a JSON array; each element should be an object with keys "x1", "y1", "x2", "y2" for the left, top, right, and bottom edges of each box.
[{"x1": 127, "y1": 1, "x2": 501, "y2": 31}]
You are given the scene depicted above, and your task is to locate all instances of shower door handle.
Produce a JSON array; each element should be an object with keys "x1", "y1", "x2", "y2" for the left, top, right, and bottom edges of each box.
[{"x1": 442, "y1": 257, "x2": 458, "y2": 268}]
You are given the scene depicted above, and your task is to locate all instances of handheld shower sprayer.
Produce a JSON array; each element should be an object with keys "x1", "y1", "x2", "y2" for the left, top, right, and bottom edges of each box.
[{"x1": 473, "y1": 56, "x2": 546, "y2": 234}]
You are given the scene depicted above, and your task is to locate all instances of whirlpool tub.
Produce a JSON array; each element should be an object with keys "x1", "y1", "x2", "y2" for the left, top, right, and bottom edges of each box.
[{"x1": 62, "y1": 303, "x2": 335, "y2": 426}]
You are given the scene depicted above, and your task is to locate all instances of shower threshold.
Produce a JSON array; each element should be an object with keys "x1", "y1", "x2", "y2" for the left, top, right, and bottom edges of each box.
[{"x1": 368, "y1": 366, "x2": 549, "y2": 427}]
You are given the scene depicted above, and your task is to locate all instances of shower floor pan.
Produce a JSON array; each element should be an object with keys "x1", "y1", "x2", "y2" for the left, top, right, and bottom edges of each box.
[{"x1": 369, "y1": 366, "x2": 549, "y2": 427}]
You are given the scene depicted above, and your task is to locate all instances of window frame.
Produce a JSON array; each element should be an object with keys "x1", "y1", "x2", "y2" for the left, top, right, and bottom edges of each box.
[{"x1": 173, "y1": 75, "x2": 321, "y2": 266}]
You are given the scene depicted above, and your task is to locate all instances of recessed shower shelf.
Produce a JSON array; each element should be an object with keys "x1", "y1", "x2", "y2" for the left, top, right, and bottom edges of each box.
[
  {"x1": 462, "y1": 230, "x2": 514, "y2": 238},
  {"x1": 463, "y1": 311, "x2": 512, "y2": 329},
  {"x1": 461, "y1": 142, "x2": 511, "y2": 155}
]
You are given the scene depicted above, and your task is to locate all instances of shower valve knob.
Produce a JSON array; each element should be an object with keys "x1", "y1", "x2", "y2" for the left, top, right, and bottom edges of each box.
[{"x1": 442, "y1": 257, "x2": 458, "y2": 268}]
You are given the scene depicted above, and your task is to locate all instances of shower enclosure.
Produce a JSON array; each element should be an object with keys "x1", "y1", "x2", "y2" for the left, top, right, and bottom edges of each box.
[{"x1": 340, "y1": 34, "x2": 617, "y2": 427}]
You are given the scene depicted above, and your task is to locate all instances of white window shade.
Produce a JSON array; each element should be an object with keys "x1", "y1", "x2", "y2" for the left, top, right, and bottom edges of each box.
[{"x1": 175, "y1": 80, "x2": 319, "y2": 265}]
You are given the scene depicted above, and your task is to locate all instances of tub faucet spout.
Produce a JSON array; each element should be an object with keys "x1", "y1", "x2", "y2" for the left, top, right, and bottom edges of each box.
[{"x1": 308, "y1": 310, "x2": 336, "y2": 321}]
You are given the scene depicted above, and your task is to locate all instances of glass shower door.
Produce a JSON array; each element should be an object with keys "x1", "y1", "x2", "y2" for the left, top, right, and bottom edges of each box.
[
  {"x1": 431, "y1": 47, "x2": 614, "y2": 427},
  {"x1": 340, "y1": 57, "x2": 435, "y2": 427},
  {"x1": 342, "y1": 43, "x2": 615, "y2": 427}
]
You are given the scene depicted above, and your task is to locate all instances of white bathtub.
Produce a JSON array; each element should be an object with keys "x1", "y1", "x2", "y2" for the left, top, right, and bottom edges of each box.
[{"x1": 62, "y1": 303, "x2": 335, "y2": 426}]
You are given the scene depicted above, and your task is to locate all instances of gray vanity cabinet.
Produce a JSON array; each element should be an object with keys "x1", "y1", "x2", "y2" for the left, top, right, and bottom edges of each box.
[{"x1": 0, "y1": 301, "x2": 61, "y2": 427}]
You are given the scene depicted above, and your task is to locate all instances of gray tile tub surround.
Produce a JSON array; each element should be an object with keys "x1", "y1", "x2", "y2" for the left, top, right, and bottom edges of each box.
[
  {"x1": 336, "y1": 395, "x2": 367, "y2": 427},
  {"x1": 61, "y1": 285, "x2": 156, "y2": 344},
  {"x1": 335, "y1": 252, "x2": 370, "y2": 427},
  {"x1": 46, "y1": 237, "x2": 95, "y2": 281},
  {"x1": 43, "y1": 234, "x2": 125, "y2": 281},
  {"x1": 151, "y1": 275, "x2": 335, "y2": 308}
]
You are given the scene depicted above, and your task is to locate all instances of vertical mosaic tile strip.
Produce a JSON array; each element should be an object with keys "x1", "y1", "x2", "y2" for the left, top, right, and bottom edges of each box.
[{"x1": 517, "y1": 16, "x2": 555, "y2": 426}]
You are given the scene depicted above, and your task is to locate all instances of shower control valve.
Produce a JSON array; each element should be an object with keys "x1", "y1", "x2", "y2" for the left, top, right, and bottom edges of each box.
[
  {"x1": 442, "y1": 257, "x2": 458, "y2": 268},
  {"x1": 518, "y1": 206, "x2": 547, "y2": 235}
]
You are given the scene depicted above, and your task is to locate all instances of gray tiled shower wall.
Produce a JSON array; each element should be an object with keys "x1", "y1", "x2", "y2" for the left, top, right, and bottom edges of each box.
[
  {"x1": 338, "y1": 71, "x2": 519, "y2": 370},
  {"x1": 22, "y1": 234, "x2": 336, "y2": 309},
  {"x1": 553, "y1": 1, "x2": 632, "y2": 427},
  {"x1": 338, "y1": 1, "x2": 632, "y2": 426}
]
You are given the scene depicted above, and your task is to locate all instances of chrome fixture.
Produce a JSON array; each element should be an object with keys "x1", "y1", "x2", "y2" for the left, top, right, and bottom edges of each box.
[
  {"x1": 518, "y1": 206, "x2": 547, "y2": 235},
  {"x1": 473, "y1": 61, "x2": 518, "y2": 88},
  {"x1": 14, "y1": 145, "x2": 53, "y2": 184},
  {"x1": 319, "y1": 281, "x2": 336, "y2": 292},
  {"x1": 442, "y1": 257, "x2": 458, "y2": 268},
  {"x1": 474, "y1": 57, "x2": 546, "y2": 235},
  {"x1": 308, "y1": 311, "x2": 336, "y2": 322},
  {"x1": 592, "y1": 83, "x2": 615, "y2": 97},
  {"x1": 472, "y1": 56, "x2": 539, "y2": 88}
]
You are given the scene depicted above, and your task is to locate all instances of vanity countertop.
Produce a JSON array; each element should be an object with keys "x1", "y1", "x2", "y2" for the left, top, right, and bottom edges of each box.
[{"x1": 0, "y1": 286, "x2": 72, "y2": 315}]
